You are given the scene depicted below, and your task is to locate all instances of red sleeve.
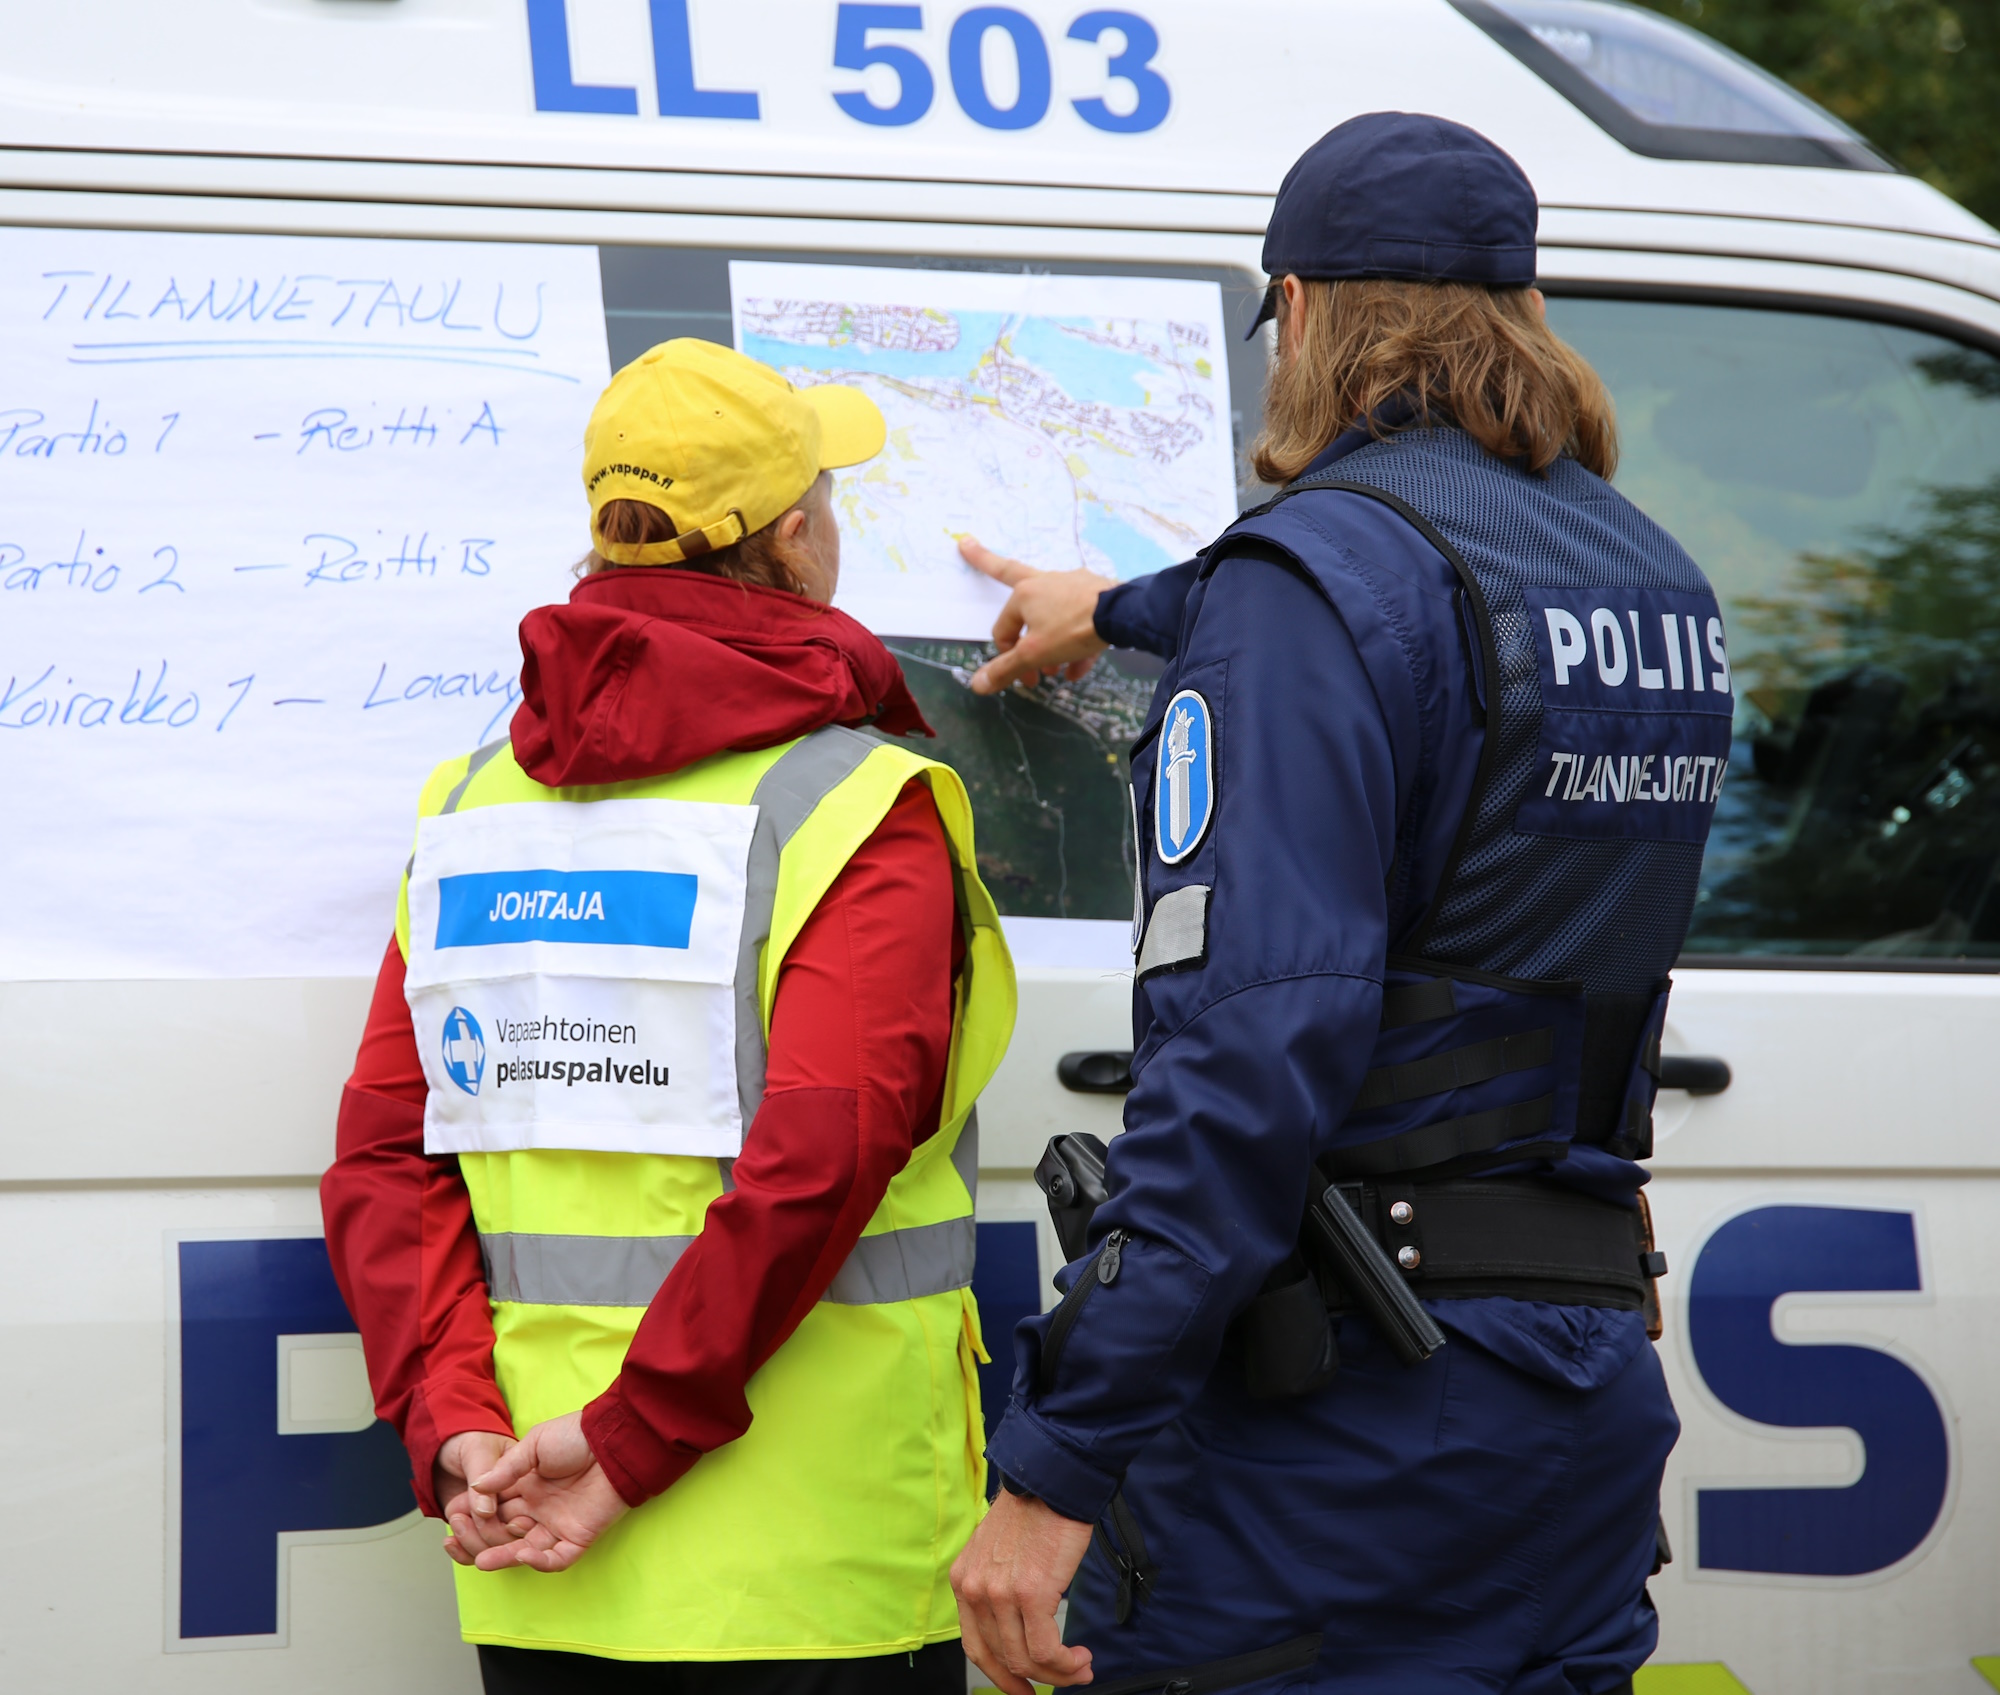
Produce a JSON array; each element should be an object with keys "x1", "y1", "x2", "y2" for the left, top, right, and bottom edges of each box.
[
  {"x1": 581, "y1": 780, "x2": 959, "y2": 1506},
  {"x1": 320, "y1": 936, "x2": 515, "y2": 1519}
]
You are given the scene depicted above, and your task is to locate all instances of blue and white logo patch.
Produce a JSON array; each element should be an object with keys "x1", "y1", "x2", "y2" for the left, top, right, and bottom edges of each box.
[
  {"x1": 441, "y1": 1005, "x2": 486, "y2": 1096},
  {"x1": 1155, "y1": 689, "x2": 1214, "y2": 864}
]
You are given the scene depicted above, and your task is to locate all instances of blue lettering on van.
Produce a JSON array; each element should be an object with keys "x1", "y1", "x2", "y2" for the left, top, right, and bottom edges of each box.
[
  {"x1": 525, "y1": 0, "x2": 757, "y2": 119},
  {"x1": 1688, "y1": 1205, "x2": 1950, "y2": 1577},
  {"x1": 176, "y1": 1238, "x2": 410, "y2": 1642},
  {"x1": 1069, "y1": 12, "x2": 1170, "y2": 132},
  {"x1": 525, "y1": 0, "x2": 640, "y2": 114},
  {"x1": 834, "y1": 5, "x2": 935, "y2": 125},
  {"x1": 650, "y1": 0, "x2": 760, "y2": 119},
  {"x1": 529, "y1": 2, "x2": 1168, "y2": 134},
  {"x1": 435, "y1": 868, "x2": 697, "y2": 949},
  {"x1": 950, "y1": 8, "x2": 1052, "y2": 129}
]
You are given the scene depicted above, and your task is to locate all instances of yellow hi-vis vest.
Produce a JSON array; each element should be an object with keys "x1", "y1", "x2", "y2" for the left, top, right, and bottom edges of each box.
[{"x1": 393, "y1": 724, "x2": 1017, "y2": 1661}]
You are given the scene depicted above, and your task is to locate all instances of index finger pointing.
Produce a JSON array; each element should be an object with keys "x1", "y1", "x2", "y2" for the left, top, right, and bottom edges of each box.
[
  {"x1": 959, "y1": 536, "x2": 1037, "y2": 587},
  {"x1": 968, "y1": 641, "x2": 1049, "y2": 697}
]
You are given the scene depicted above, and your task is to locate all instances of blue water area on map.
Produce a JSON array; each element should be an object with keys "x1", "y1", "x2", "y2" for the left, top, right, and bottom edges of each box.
[
  {"x1": 743, "y1": 310, "x2": 1009, "y2": 385},
  {"x1": 742, "y1": 309, "x2": 1167, "y2": 410},
  {"x1": 1082, "y1": 504, "x2": 1181, "y2": 579},
  {"x1": 1006, "y1": 317, "x2": 1162, "y2": 407}
]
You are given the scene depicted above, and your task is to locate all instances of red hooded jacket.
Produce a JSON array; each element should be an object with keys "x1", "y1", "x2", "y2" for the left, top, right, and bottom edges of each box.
[{"x1": 320, "y1": 570, "x2": 958, "y2": 1512}]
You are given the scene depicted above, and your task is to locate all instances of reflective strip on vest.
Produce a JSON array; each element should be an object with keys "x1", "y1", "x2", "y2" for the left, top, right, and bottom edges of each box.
[
  {"x1": 483, "y1": 1230, "x2": 696, "y2": 1308},
  {"x1": 732, "y1": 729, "x2": 883, "y2": 1129},
  {"x1": 823, "y1": 1217, "x2": 975, "y2": 1304},
  {"x1": 440, "y1": 737, "x2": 510, "y2": 817},
  {"x1": 480, "y1": 1214, "x2": 974, "y2": 1307}
]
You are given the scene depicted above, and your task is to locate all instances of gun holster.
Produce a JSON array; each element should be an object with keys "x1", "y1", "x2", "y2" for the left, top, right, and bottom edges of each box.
[
  {"x1": 1032, "y1": 1133, "x2": 1338, "y2": 1400},
  {"x1": 1034, "y1": 1133, "x2": 1109, "y2": 1264}
]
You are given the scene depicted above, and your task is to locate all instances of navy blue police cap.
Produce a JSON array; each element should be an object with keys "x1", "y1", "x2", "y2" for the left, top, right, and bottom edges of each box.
[{"x1": 1249, "y1": 111, "x2": 1538, "y2": 338}]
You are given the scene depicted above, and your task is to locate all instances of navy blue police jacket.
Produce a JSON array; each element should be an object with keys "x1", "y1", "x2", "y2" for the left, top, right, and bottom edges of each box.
[{"x1": 986, "y1": 424, "x2": 1657, "y2": 1524}]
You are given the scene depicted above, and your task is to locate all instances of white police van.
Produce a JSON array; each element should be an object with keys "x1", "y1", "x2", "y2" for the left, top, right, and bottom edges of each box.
[{"x1": 3, "y1": 4, "x2": 1999, "y2": 1692}]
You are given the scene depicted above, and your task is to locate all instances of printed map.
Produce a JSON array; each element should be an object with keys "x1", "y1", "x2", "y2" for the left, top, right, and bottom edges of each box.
[{"x1": 731, "y1": 262, "x2": 1239, "y2": 639}]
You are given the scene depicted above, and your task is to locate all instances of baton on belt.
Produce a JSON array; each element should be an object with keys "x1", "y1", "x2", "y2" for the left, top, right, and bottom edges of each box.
[
  {"x1": 1305, "y1": 1181, "x2": 1447, "y2": 1367},
  {"x1": 1035, "y1": 1133, "x2": 1445, "y2": 1369}
]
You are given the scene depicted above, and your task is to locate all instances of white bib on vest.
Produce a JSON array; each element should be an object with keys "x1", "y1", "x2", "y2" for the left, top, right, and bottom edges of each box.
[{"x1": 404, "y1": 797, "x2": 756, "y2": 1158}]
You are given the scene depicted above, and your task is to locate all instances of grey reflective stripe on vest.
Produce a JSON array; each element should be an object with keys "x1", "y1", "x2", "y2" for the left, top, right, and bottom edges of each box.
[
  {"x1": 732, "y1": 726, "x2": 886, "y2": 1129},
  {"x1": 481, "y1": 1213, "x2": 974, "y2": 1307},
  {"x1": 483, "y1": 1231, "x2": 696, "y2": 1307},
  {"x1": 442, "y1": 737, "x2": 510, "y2": 815},
  {"x1": 823, "y1": 1215, "x2": 975, "y2": 1304},
  {"x1": 952, "y1": 1107, "x2": 979, "y2": 1206},
  {"x1": 406, "y1": 736, "x2": 511, "y2": 879}
]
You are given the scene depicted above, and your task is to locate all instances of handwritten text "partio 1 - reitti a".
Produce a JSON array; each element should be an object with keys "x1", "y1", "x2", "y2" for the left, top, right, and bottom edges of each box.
[{"x1": 0, "y1": 400, "x2": 511, "y2": 459}]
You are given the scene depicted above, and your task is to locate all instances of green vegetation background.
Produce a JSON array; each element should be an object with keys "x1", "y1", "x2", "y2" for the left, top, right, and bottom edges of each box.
[{"x1": 1632, "y1": 0, "x2": 2000, "y2": 227}]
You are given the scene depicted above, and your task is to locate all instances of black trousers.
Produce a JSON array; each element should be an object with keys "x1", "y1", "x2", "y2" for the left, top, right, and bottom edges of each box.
[{"x1": 477, "y1": 1640, "x2": 966, "y2": 1694}]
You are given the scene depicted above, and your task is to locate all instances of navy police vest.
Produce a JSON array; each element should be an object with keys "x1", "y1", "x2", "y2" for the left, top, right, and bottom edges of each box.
[{"x1": 1225, "y1": 427, "x2": 1729, "y2": 1178}]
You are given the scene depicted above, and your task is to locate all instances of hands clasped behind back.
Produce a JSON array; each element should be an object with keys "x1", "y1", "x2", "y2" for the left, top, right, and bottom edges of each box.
[
  {"x1": 436, "y1": 1430, "x2": 523, "y2": 1567},
  {"x1": 439, "y1": 1413, "x2": 631, "y2": 1574}
]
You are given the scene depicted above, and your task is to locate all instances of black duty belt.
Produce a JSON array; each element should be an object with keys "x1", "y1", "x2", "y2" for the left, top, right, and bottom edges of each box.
[{"x1": 1324, "y1": 1174, "x2": 1658, "y2": 1312}]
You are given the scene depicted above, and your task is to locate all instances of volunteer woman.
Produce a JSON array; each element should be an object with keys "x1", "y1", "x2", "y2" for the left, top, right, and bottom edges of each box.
[{"x1": 322, "y1": 339, "x2": 1014, "y2": 1694}]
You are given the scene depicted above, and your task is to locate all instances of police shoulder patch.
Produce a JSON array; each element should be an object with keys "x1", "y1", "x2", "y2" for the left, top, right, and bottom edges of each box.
[{"x1": 1155, "y1": 688, "x2": 1214, "y2": 864}]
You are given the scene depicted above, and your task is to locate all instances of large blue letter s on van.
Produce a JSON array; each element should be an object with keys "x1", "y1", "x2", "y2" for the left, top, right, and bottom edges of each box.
[
  {"x1": 1688, "y1": 1206, "x2": 1949, "y2": 1577},
  {"x1": 176, "y1": 1238, "x2": 412, "y2": 1643}
]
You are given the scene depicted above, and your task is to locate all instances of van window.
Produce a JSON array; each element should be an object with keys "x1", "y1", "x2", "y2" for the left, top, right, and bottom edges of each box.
[
  {"x1": 599, "y1": 245, "x2": 1266, "y2": 922},
  {"x1": 1452, "y1": 0, "x2": 1891, "y2": 170},
  {"x1": 1547, "y1": 296, "x2": 2000, "y2": 963}
]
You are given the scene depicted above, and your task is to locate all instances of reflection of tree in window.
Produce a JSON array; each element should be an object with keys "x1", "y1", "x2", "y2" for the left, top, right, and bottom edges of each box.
[
  {"x1": 1709, "y1": 473, "x2": 2000, "y2": 957},
  {"x1": 1545, "y1": 296, "x2": 2000, "y2": 962},
  {"x1": 888, "y1": 641, "x2": 1151, "y2": 920}
]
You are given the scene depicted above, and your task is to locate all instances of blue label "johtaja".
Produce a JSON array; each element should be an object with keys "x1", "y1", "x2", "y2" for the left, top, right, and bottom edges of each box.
[{"x1": 435, "y1": 869, "x2": 697, "y2": 949}]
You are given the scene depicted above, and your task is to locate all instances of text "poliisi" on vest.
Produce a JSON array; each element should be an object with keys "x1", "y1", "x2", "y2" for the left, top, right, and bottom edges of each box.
[{"x1": 1545, "y1": 609, "x2": 1730, "y2": 694}]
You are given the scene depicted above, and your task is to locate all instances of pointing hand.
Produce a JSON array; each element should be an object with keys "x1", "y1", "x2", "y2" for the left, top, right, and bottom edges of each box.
[{"x1": 959, "y1": 537, "x2": 1115, "y2": 695}]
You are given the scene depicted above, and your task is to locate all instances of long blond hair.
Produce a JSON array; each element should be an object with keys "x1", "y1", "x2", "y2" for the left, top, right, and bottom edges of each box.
[{"x1": 1250, "y1": 279, "x2": 1617, "y2": 484}]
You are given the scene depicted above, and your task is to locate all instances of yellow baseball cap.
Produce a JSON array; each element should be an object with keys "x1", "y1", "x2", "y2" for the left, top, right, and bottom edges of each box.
[{"x1": 582, "y1": 338, "x2": 887, "y2": 566}]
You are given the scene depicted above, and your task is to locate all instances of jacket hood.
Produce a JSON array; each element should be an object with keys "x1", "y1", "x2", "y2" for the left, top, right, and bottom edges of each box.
[{"x1": 509, "y1": 569, "x2": 931, "y2": 790}]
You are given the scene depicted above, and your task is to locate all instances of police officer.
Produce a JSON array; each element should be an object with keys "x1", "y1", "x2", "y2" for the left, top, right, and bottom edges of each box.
[{"x1": 950, "y1": 113, "x2": 1723, "y2": 1695}]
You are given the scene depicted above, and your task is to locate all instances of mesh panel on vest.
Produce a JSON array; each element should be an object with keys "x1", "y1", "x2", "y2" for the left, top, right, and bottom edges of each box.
[{"x1": 1287, "y1": 429, "x2": 1711, "y2": 995}]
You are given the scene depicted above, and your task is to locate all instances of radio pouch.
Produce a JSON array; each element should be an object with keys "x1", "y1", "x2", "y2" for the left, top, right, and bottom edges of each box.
[{"x1": 1235, "y1": 1253, "x2": 1339, "y2": 1399}]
